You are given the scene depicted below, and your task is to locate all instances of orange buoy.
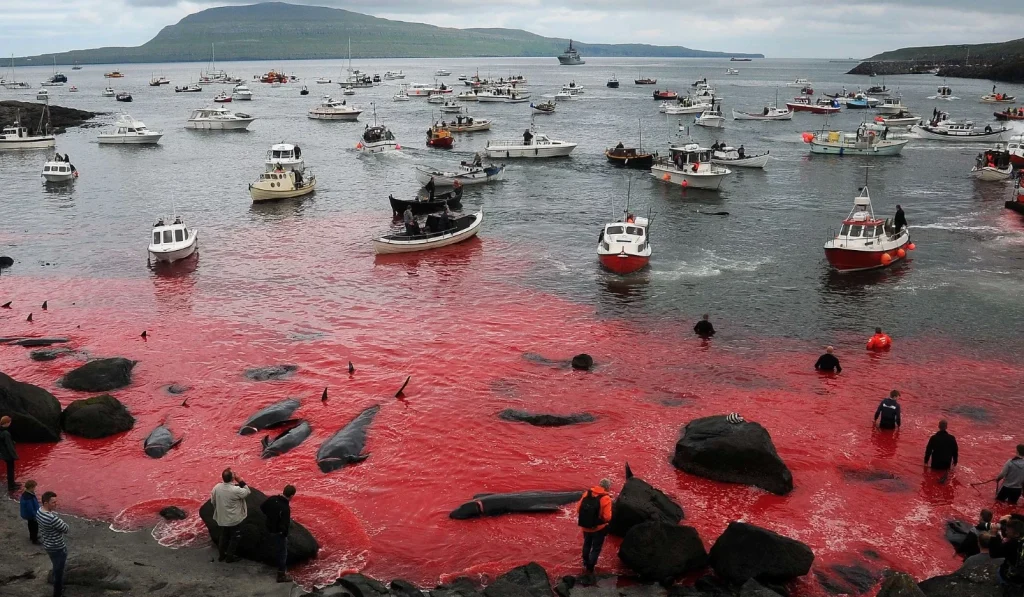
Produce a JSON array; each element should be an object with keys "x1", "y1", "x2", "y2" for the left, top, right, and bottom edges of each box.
[
  {"x1": 907, "y1": 243, "x2": 916, "y2": 251},
  {"x1": 681, "y1": 179, "x2": 689, "y2": 188},
  {"x1": 881, "y1": 253, "x2": 892, "y2": 265},
  {"x1": 897, "y1": 248, "x2": 906, "y2": 258},
  {"x1": 801, "y1": 132, "x2": 814, "y2": 143},
  {"x1": 663, "y1": 173, "x2": 671, "y2": 181}
]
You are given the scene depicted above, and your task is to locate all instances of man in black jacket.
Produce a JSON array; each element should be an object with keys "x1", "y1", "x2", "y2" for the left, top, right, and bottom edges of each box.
[
  {"x1": 814, "y1": 346, "x2": 842, "y2": 373},
  {"x1": 873, "y1": 390, "x2": 901, "y2": 430},
  {"x1": 0, "y1": 416, "x2": 18, "y2": 491},
  {"x1": 894, "y1": 205, "x2": 907, "y2": 234},
  {"x1": 924, "y1": 420, "x2": 959, "y2": 471},
  {"x1": 694, "y1": 314, "x2": 715, "y2": 338},
  {"x1": 260, "y1": 485, "x2": 295, "y2": 583}
]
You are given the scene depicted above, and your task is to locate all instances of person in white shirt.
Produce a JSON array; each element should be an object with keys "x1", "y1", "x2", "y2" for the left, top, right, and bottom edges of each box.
[{"x1": 210, "y1": 468, "x2": 250, "y2": 562}]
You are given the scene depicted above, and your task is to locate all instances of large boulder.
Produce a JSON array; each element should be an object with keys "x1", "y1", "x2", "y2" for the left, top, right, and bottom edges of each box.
[
  {"x1": 198, "y1": 486, "x2": 319, "y2": 566},
  {"x1": 338, "y1": 574, "x2": 390, "y2": 597},
  {"x1": 707, "y1": 521, "x2": 813, "y2": 585},
  {"x1": 0, "y1": 371, "x2": 62, "y2": 442},
  {"x1": 738, "y1": 579, "x2": 783, "y2": 597},
  {"x1": 60, "y1": 394, "x2": 135, "y2": 439},
  {"x1": 672, "y1": 416, "x2": 793, "y2": 496},
  {"x1": 60, "y1": 357, "x2": 136, "y2": 392},
  {"x1": 618, "y1": 521, "x2": 708, "y2": 582},
  {"x1": 432, "y1": 578, "x2": 481, "y2": 597},
  {"x1": 877, "y1": 572, "x2": 926, "y2": 597},
  {"x1": 484, "y1": 563, "x2": 552, "y2": 597},
  {"x1": 918, "y1": 559, "x2": 1002, "y2": 597},
  {"x1": 498, "y1": 409, "x2": 595, "y2": 427},
  {"x1": 608, "y1": 466, "x2": 684, "y2": 537},
  {"x1": 46, "y1": 552, "x2": 131, "y2": 591}
]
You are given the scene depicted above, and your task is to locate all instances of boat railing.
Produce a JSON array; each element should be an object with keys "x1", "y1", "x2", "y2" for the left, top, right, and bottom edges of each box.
[{"x1": 487, "y1": 138, "x2": 560, "y2": 148}]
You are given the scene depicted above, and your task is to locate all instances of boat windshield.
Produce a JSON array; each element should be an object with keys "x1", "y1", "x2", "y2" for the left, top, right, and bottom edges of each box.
[
  {"x1": 174, "y1": 229, "x2": 184, "y2": 242},
  {"x1": 162, "y1": 230, "x2": 173, "y2": 243},
  {"x1": 607, "y1": 226, "x2": 624, "y2": 235},
  {"x1": 627, "y1": 226, "x2": 644, "y2": 236},
  {"x1": 153, "y1": 232, "x2": 160, "y2": 244}
]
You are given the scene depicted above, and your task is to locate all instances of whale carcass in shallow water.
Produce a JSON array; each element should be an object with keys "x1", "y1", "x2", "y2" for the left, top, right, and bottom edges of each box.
[
  {"x1": 143, "y1": 421, "x2": 183, "y2": 458},
  {"x1": 239, "y1": 398, "x2": 300, "y2": 435},
  {"x1": 449, "y1": 490, "x2": 585, "y2": 519},
  {"x1": 316, "y1": 405, "x2": 380, "y2": 472},
  {"x1": 261, "y1": 420, "x2": 312, "y2": 459}
]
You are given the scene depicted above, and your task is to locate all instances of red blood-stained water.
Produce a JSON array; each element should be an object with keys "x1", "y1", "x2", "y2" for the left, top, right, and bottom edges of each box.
[{"x1": 2, "y1": 215, "x2": 1022, "y2": 594}]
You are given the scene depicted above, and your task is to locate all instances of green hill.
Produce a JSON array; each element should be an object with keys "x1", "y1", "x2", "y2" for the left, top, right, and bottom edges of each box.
[
  {"x1": 15, "y1": 2, "x2": 762, "y2": 66},
  {"x1": 869, "y1": 38, "x2": 1024, "y2": 62},
  {"x1": 851, "y1": 38, "x2": 1024, "y2": 83}
]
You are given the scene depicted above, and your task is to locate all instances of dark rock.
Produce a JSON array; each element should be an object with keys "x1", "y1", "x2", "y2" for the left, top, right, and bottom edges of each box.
[
  {"x1": 0, "y1": 372, "x2": 62, "y2": 442},
  {"x1": 60, "y1": 394, "x2": 135, "y2": 439},
  {"x1": 672, "y1": 415, "x2": 793, "y2": 495},
  {"x1": 432, "y1": 577, "x2": 481, "y2": 597},
  {"x1": 0, "y1": 101, "x2": 97, "y2": 131},
  {"x1": 159, "y1": 506, "x2": 188, "y2": 521},
  {"x1": 877, "y1": 572, "x2": 926, "y2": 597},
  {"x1": 918, "y1": 559, "x2": 1002, "y2": 596},
  {"x1": 166, "y1": 383, "x2": 188, "y2": 395},
  {"x1": 338, "y1": 573, "x2": 390, "y2": 597},
  {"x1": 554, "y1": 576, "x2": 574, "y2": 597},
  {"x1": 46, "y1": 553, "x2": 131, "y2": 590},
  {"x1": 484, "y1": 563, "x2": 552, "y2": 597},
  {"x1": 707, "y1": 521, "x2": 814, "y2": 585},
  {"x1": 30, "y1": 347, "x2": 73, "y2": 361},
  {"x1": 571, "y1": 354, "x2": 594, "y2": 371},
  {"x1": 498, "y1": 409, "x2": 595, "y2": 427},
  {"x1": 198, "y1": 486, "x2": 318, "y2": 566},
  {"x1": 60, "y1": 357, "x2": 136, "y2": 392},
  {"x1": 0, "y1": 255, "x2": 12, "y2": 267},
  {"x1": 244, "y1": 364, "x2": 298, "y2": 381},
  {"x1": 608, "y1": 466, "x2": 684, "y2": 537},
  {"x1": 830, "y1": 563, "x2": 881, "y2": 593},
  {"x1": 739, "y1": 579, "x2": 783, "y2": 597},
  {"x1": 391, "y1": 579, "x2": 425, "y2": 597},
  {"x1": 618, "y1": 521, "x2": 708, "y2": 582}
]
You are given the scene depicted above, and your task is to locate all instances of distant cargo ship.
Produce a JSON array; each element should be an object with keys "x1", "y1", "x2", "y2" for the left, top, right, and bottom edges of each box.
[
  {"x1": 558, "y1": 40, "x2": 585, "y2": 65},
  {"x1": 730, "y1": 57, "x2": 753, "y2": 62}
]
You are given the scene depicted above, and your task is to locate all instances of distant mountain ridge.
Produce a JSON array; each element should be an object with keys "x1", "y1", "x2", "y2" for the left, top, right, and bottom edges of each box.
[{"x1": 14, "y1": 2, "x2": 762, "y2": 66}]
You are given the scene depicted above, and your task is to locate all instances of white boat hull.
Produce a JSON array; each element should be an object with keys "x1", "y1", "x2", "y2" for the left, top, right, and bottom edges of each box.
[
  {"x1": 913, "y1": 126, "x2": 1012, "y2": 143},
  {"x1": 359, "y1": 140, "x2": 400, "y2": 154},
  {"x1": 694, "y1": 116, "x2": 725, "y2": 128},
  {"x1": 449, "y1": 122, "x2": 491, "y2": 132},
  {"x1": 308, "y1": 110, "x2": 361, "y2": 121},
  {"x1": 878, "y1": 117, "x2": 919, "y2": 127},
  {"x1": 712, "y1": 153, "x2": 770, "y2": 168},
  {"x1": 97, "y1": 133, "x2": 163, "y2": 145},
  {"x1": 971, "y1": 166, "x2": 1013, "y2": 181},
  {"x1": 485, "y1": 143, "x2": 576, "y2": 158},
  {"x1": 0, "y1": 137, "x2": 56, "y2": 150},
  {"x1": 651, "y1": 163, "x2": 729, "y2": 190},
  {"x1": 809, "y1": 139, "x2": 908, "y2": 155},
  {"x1": 149, "y1": 237, "x2": 198, "y2": 263},
  {"x1": 250, "y1": 179, "x2": 317, "y2": 202},
  {"x1": 732, "y1": 110, "x2": 793, "y2": 121},
  {"x1": 414, "y1": 165, "x2": 504, "y2": 186},
  {"x1": 373, "y1": 212, "x2": 483, "y2": 254},
  {"x1": 876, "y1": 105, "x2": 907, "y2": 115},
  {"x1": 42, "y1": 172, "x2": 74, "y2": 182},
  {"x1": 186, "y1": 119, "x2": 254, "y2": 130}
]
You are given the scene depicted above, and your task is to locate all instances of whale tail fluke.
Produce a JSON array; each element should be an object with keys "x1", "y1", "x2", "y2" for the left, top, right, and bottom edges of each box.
[{"x1": 625, "y1": 462, "x2": 634, "y2": 479}]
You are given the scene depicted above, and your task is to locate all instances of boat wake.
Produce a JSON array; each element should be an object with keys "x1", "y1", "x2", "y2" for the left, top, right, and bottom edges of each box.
[{"x1": 656, "y1": 252, "x2": 772, "y2": 279}]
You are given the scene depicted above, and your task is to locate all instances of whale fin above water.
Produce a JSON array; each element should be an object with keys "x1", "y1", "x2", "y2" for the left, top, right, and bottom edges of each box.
[
  {"x1": 395, "y1": 376, "x2": 411, "y2": 397},
  {"x1": 625, "y1": 462, "x2": 634, "y2": 479}
]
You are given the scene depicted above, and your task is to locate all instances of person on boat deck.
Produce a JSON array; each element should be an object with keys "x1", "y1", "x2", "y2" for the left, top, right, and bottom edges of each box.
[
  {"x1": 615, "y1": 142, "x2": 624, "y2": 150},
  {"x1": 894, "y1": 205, "x2": 907, "y2": 234},
  {"x1": 403, "y1": 205, "x2": 418, "y2": 235},
  {"x1": 293, "y1": 169, "x2": 303, "y2": 186},
  {"x1": 925, "y1": 420, "x2": 959, "y2": 471},
  {"x1": 737, "y1": 145, "x2": 745, "y2": 158},
  {"x1": 425, "y1": 177, "x2": 436, "y2": 201},
  {"x1": 523, "y1": 129, "x2": 534, "y2": 145},
  {"x1": 763, "y1": 106, "x2": 770, "y2": 116},
  {"x1": 472, "y1": 153, "x2": 482, "y2": 167},
  {"x1": 814, "y1": 346, "x2": 842, "y2": 373},
  {"x1": 873, "y1": 390, "x2": 901, "y2": 430},
  {"x1": 694, "y1": 314, "x2": 715, "y2": 338},
  {"x1": 439, "y1": 204, "x2": 452, "y2": 230},
  {"x1": 866, "y1": 327, "x2": 892, "y2": 351},
  {"x1": 452, "y1": 179, "x2": 463, "y2": 197}
]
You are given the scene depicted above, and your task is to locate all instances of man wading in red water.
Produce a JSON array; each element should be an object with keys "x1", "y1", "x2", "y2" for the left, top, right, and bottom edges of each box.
[
  {"x1": 873, "y1": 390, "x2": 901, "y2": 430},
  {"x1": 577, "y1": 479, "x2": 613, "y2": 580}
]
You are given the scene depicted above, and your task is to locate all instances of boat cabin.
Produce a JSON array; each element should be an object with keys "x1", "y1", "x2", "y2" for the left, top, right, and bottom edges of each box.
[
  {"x1": 151, "y1": 218, "x2": 192, "y2": 247},
  {"x1": 363, "y1": 125, "x2": 394, "y2": 143},
  {"x1": 43, "y1": 162, "x2": 73, "y2": 175},
  {"x1": 836, "y1": 189, "x2": 896, "y2": 241},
  {"x1": 602, "y1": 218, "x2": 649, "y2": 243},
  {"x1": 0, "y1": 125, "x2": 32, "y2": 139},
  {"x1": 669, "y1": 142, "x2": 713, "y2": 166},
  {"x1": 976, "y1": 146, "x2": 1011, "y2": 170},
  {"x1": 266, "y1": 143, "x2": 303, "y2": 168}
]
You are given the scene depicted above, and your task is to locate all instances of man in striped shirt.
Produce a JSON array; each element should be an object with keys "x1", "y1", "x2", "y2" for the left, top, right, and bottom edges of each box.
[{"x1": 36, "y1": 491, "x2": 69, "y2": 597}]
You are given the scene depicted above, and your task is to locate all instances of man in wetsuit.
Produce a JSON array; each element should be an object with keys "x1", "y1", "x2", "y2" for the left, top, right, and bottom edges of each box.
[
  {"x1": 924, "y1": 419, "x2": 959, "y2": 471},
  {"x1": 694, "y1": 314, "x2": 715, "y2": 338},
  {"x1": 873, "y1": 390, "x2": 901, "y2": 430},
  {"x1": 894, "y1": 205, "x2": 907, "y2": 234},
  {"x1": 996, "y1": 445, "x2": 1024, "y2": 505},
  {"x1": 814, "y1": 346, "x2": 842, "y2": 373}
]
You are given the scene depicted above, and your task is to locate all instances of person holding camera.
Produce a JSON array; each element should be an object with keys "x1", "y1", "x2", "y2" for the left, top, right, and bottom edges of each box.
[{"x1": 990, "y1": 516, "x2": 1024, "y2": 591}]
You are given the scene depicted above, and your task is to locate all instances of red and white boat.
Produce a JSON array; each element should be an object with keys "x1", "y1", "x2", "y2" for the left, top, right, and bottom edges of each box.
[
  {"x1": 213, "y1": 91, "x2": 232, "y2": 103},
  {"x1": 824, "y1": 185, "x2": 913, "y2": 272},
  {"x1": 786, "y1": 96, "x2": 840, "y2": 114},
  {"x1": 653, "y1": 90, "x2": 678, "y2": 100},
  {"x1": 1006, "y1": 175, "x2": 1024, "y2": 216},
  {"x1": 598, "y1": 212, "x2": 651, "y2": 274},
  {"x1": 1007, "y1": 135, "x2": 1024, "y2": 167}
]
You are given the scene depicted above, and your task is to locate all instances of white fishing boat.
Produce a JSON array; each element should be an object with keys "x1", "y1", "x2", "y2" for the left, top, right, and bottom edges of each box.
[
  {"x1": 435, "y1": 69, "x2": 452, "y2": 77},
  {"x1": 185, "y1": 106, "x2": 255, "y2": 130},
  {"x1": 0, "y1": 109, "x2": 56, "y2": 150},
  {"x1": 315, "y1": 77, "x2": 333, "y2": 84},
  {"x1": 414, "y1": 159, "x2": 504, "y2": 186},
  {"x1": 407, "y1": 83, "x2": 447, "y2": 97},
  {"x1": 726, "y1": 68, "x2": 739, "y2": 75},
  {"x1": 41, "y1": 156, "x2": 76, "y2": 182},
  {"x1": 981, "y1": 91, "x2": 1015, "y2": 104},
  {"x1": 485, "y1": 131, "x2": 577, "y2": 158},
  {"x1": 971, "y1": 145, "x2": 1013, "y2": 181},
  {"x1": 149, "y1": 216, "x2": 199, "y2": 263},
  {"x1": 788, "y1": 78, "x2": 812, "y2": 87},
  {"x1": 651, "y1": 143, "x2": 732, "y2": 190},
  {"x1": 357, "y1": 105, "x2": 400, "y2": 153},
  {"x1": 458, "y1": 74, "x2": 468, "y2": 81},
  {"x1": 232, "y1": 84, "x2": 253, "y2": 100},
  {"x1": 554, "y1": 90, "x2": 573, "y2": 101},
  {"x1": 804, "y1": 127, "x2": 909, "y2": 155},
  {"x1": 876, "y1": 96, "x2": 908, "y2": 115},
  {"x1": 928, "y1": 85, "x2": 958, "y2": 101},
  {"x1": 733, "y1": 106, "x2": 793, "y2": 120},
  {"x1": 174, "y1": 83, "x2": 201, "y2": 93},
  {"x1": 102, "y1": 87, "x2": 115, "y2": 97},
  {"x1": 711, "y1": 146, "x2": 770, "y2": 168},
  {"x1": 427, "y1": 91, "x2": 446, "y2": 104},
  {"x1": 441, "y1": 99, "x2": 464, "y2": 114},
  {"x1": 694, "y1": 108, "x2": 725, "y2": 128},
  {"x1": 914, "y1": 119, "x2": 1011, "y2": 142},
  {"x1": 531, "y1": 101, "x2": 556, "y2": 114},
  {"x1": 97, "y1": 113, "x2": 163, "y2": 144},
  {"x1": 264, "y1": 143, "x2": 305, "y2": 173},
  {"x1": 308, "y1": 95, "x2": 361, "y2": 121},
  {"x1": 373, "y1": 211, "x2": 483, "y2": 255},
  {"x1": 393, "y1": 86, "x2": 410, "y2": 101},
  {"x1": 249, "y1": 168, "x2": 316, "y2": 202},
  {"x1": 456, "y1": 90, "x2": 479, "y2": 101},
  {"x1": 661, "y1": 97, "x2": 711, "y2": 115},
  {"x1": 598, "y1": 211, "x2": 651, "y2": 275},
  {"x1": 874, "y1": 112, "x2": 919, "y2": 127},
  {"x1": 561, "y1": 82, "x2": 584, "y2": 94},
  {"x1": 448, "y1": 115, "x2": 491, "y2": 132},
  {"x1": 36, "y1": 89, "x2": 48, "y2": 100},
  {"x1": 383, "y1": 71, "x2": 405, "y2": 80}
]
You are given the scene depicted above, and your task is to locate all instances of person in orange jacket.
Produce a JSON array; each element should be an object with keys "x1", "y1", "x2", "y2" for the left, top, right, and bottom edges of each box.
[
  {"x1": 866, "y1": 327, "x2": 892, "y2": 351},
  {"x1": 577, "y1": 479, "x2": 613, "y2": 575}
]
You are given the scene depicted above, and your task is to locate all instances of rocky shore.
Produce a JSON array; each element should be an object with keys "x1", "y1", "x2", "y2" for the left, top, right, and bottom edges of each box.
[
  {"x1": 0, "y1": 101, "x2": 99, "y2": 133},
  {"x1": 848, "y1": 60, "x2": 1024, "y2": 83}
]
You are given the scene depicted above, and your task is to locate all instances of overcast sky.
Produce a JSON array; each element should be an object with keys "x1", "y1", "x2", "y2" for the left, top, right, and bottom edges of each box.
[{"x1": 2, "y1": 0, "x2": 1022, "y2": 58}]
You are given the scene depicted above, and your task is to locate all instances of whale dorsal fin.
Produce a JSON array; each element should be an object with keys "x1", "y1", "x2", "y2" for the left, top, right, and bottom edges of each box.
[
  {"x1": 261, "y1": 435, "x2": 270, "y2": 449},
  {"x1": 625, "y1": 462, "x2": 634, "y2": 479}
]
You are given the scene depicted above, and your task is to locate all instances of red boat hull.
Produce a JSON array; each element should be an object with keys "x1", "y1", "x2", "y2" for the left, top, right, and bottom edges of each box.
[
  {"x1": 1010, "y1": 153, "x2": 1024, "y2": 167},
  {"x1": 599, "y1": 253, "x2": 649, "y2": 274},
  {"x1": 825, "y1": 240, "x2": 910, "y2": 272},
  {"x1": 787, "y1": 103, "x2": 839, "y2": 114},
  {"x1": 427, "y1": 138, "x2": 454, "y2": 149}
]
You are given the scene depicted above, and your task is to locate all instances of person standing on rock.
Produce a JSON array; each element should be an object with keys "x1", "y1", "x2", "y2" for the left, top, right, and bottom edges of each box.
[
  {"x1": 20, "y1": 479, "x2": 40, "y2": 543},
  {"x1": 260, "y1": 484, "x2": 295, "y2": 583},
  {"x1": 0, "y1": 415, "x2": 19, "y2": 491},
  {"x1": 924, "y1": 420, "x2": 958, "y2": 471},
  {"x1": 211, "y1": 468, "x2": 250, "y2": 563},
  {"x1": 577, "y1": 478, "x2": 613, "y2": 577},
  {"x1": 873, "y1": 390, "x2": 901, "y2": 430},
  {"x1": 37, "y1": 491, "x2": 70, "y2": 597}
]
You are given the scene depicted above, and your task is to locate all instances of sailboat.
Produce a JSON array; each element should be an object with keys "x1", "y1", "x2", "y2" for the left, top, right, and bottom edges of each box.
[
  {"x1": 341, "y1": 39, "x2": 373, "y2": 89},
  {"x1": 41, "y1": 56, "x2": 66, "y2": 86},
  {"x1": 200, "y1": 43, "x2": 238, "y2": 84},
  {"x1": 71, "y1": 61, "x2": 82, "y2": 71},
  {"x1": 3, "y1": 55, "x2": 30, "y2": 89}
]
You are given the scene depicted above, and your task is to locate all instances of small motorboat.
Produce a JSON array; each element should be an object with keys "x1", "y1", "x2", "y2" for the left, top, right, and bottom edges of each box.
[
  {"x1": 651, "y1": 143, "x2": 732, "y2": 190},
  {"x1": 389, "y1": 187, "x2": 463, "y2": 216},
  {"x1": 97, "y1": 113, "x2": 163, "y2": 145},
  {"x1": 662, "y1": 97, "x2": 712, "y2": 115},
  {"x1": 874, "y1": 112, "x2": 918, "y2": 127},
  {"x1": 384, "y1": 71, "x2": 405, "y2": 80},
  {"x1": 913, "y1": 118, "x2": 1011, "y2": 142},
  {"x1": 186, "y1": 106, "x2": 255, "y2": 130},
  {"x1": 414, "y1": 160, "x2": 504, "y2": 186},
  {"x1": 994, "y1": 106, "x2": 1024, "y2": 121},
  {"x1": 635, "y1": 77, "x2": 657, "y2": 85},
  {"x1": 845, "y1": 95, "x2": 871, "y2": 109},
  {"x1": 788, "y1": 78, "x2": 812, "y2": 87},
  {"x1": 824, "y1": 185, "x2": 912, "y2": 272},
  {"x1": 394, "y1": 86, "x2": 411, "y2": 101},
  {"x1": 232, "y1": 84, "x2": 253, "y2": 100},
  {"x1": 691, "y1": 78, "x2": 709, "y2": 88},
  {"x1": 104, "y1": 71, "x2": 125, "y2": 78},
  {"x1": 308, "y1": 96, "x2": 361, "y2": 120},
  {"x1": 605, "y1": 144, "x2": 655, "y2": 169},
  {"x1": 726, "y1": 68, "x2": 739, "y2": 75},
  {"x1": 607, "y1": 75, "x2": 619, "y2": 89},
  {"x1": 441, "y1": 99, "x2": 463, "y2": 114},
  {"x1": 866, "y1": 84, "x2": 890, "y2": 97},
  {"x1": 213, "y1": 91, "x2": 232, "y2": 103},
  {"x1": 598, "y1": 211, "x2": 651, "y2": 274},
  {"x1": 928, "y1": 85, "x2": 958, "y2": 100},
  {"x1": 971, "y1": 145, "x2": 1013, "y2": 181},
  {"x1": 456, "y1": 90, "x2": 478, "y2": 101},
  {"x1": 653, "y1": 90, "x2": 678, "y2": 100},
  {"x1": 435, "y1": 69, "x2": 452, "y2": 77},
  {"x1": 427, "y1": 91, "x2": 447, "y2": 104},
  {"x1": 149, "y1": 75, "x2": 170, "y2": 86},
  {"x1": 265, "y1": 143, "x2": 305, "y2": 173},
  {"x1": 447, "y1": 116, "x2": 491, "y2": 132},
  {"x1": 800, "y1": 86, "x2": 814, "y2": 96},
  {"x1": 41, "y1": 155, "x2": 76, "y2": 183},
  {"x1": 694, "y1": 107, "x2": 725, "y2": 128},
  {"x1": 787, "y1": 96, "x2": 841, "y2": 114},
  {"x1": 175, "y1": 84, "x2": 201, "y2": 93},
  {"x1": 733, "y1": 106, "x2": 792, "y2": 120},
  {"x1": 531, "y1": 101, "x2": 556, "y2": 114},
  {"x1": 115, "y1": 92, "x2": 133, "y2": 102},
  {"x1": 373, "y1": 211, "x2": 483, "y2": 255},
  {"x1": 876, "y1": 96, "x2": 908, "y2": 115},
  {"x1": 426, "y1": 124, "x2": 455, "y2": 149},
  {"x1": 711, "y1": 145, "x2": 769, "y2": 168},
  {"x1": 357, "y1": 109, "x2": 400, "y2": 153},
  {"x1": 149, "y1": 216, "x2": 199, "y2": 263},
  {"x1": 249, "y1": 168, "x2": 316, "y2": 202},
  {"x1": 68, "y1": 86, "x2": 78, "y2": 92},
  {"x1": 458, "y1": 74, "x2": 468, "y2": 81},
  {"x1": 36, "y1": 89, "x2": 48, "y2": 100},
  {"x1": 300, "y1": 86, "x2": 310, "y2": 96},
  {"x1": 554, "y1": 90, "x2": 573, "y2": 101},
  {"x1": 342, "y1": 85, "x2": 356, "y2": 96},
  {"x1": 315, "y1": 77, "x2": 332, "y2": 84},
  {"x1": 485, "y1": 131, "x2": 577, "y2": 158},
  {"x1": 981, "y1": 90, "x2": 1015, "y2": 104},
  {"x1": 803, "y1": 127, "x2": 909, "y2": 156}
]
